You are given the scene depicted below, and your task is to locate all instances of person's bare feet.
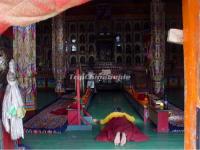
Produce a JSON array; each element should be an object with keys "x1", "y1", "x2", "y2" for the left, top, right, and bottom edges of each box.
[
  {"x1": 114, "y1": 132, "x2": 121, "y2": 146},
  {"x1": 93, "y1": 118, "x2": 100, "y2": 124},
  {"x1": 120, "y1": 132, "x2": 127, "y2": 146}
]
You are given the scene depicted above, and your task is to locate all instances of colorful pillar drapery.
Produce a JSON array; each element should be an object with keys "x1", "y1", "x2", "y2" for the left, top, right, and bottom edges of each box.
[
  {"x1": 52, "y1": 14, "x2": 66, "y2": 93},
  {"x1": 13, "y1": 24, "x2": 37, "y2": 111},
  {"x1": 149, "y1": 0, "x2": 165, "y2": 95}
]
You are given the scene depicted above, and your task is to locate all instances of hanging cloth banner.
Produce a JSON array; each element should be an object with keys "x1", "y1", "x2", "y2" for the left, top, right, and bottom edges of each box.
[
  {"x1": 0, "y1": 0, "x2": 90, "y2": 34},
  {"x1": 2, "y1": 59, "x2": 26, "y2": 140},
  {"x1": 13, "y1": 24, "x2": 37, "y2": 111},
  {"x1": 149, "y1": 0, "x2": 165, "y2": 95}
]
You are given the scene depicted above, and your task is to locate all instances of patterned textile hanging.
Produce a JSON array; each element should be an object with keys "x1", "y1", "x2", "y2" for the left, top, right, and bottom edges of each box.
[
  {"x1": 52, "y1": 14, "x2": 66, "y2": 93},
  {"x1": 149, "y1": 0, "x2": 165, "y2": 95},
  {"x1": 13, "y1": 24, "x2": 37, "y2": 111}
]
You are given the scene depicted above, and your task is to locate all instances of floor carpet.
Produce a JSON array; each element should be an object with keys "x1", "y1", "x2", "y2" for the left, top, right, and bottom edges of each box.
[{"x1": 24, "y1": 98, "x2": 72, "y2": 134}]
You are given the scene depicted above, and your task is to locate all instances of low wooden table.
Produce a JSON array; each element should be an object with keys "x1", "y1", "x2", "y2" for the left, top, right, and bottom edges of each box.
[{"x1": 149, "y1": 106, "x2": 169, "y2": 133}]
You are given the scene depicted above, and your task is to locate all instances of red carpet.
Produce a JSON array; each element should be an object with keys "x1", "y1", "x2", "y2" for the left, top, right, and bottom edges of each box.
[{"x1": 51, "y1": 101, "x2": 91, "y2": 116}]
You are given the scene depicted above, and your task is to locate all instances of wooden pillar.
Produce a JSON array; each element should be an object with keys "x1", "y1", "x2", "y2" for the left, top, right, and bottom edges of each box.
[
  {"x1": 182, "y1": 0, "x2": 199, "y2": 149},
  {"x1": 149, "y1": 0, "x2": 165, "y2": 96},
  {"x1": 13, "y1": 25, "x2": 37, "y2": 111},
  {"x1": 52, "y1": 13, "x2": 66, "y2": 94}
]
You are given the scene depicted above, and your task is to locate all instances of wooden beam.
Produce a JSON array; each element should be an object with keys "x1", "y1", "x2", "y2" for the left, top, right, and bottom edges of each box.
[{"x1": 182, "y1": 0, "x2": 199, "y2": 149}]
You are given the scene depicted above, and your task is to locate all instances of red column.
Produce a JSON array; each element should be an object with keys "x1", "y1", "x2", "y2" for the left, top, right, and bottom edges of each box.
[
  {"x1": 76, "y1": 68, "x2": 81, "y2": 125},
  {"x1": 2, "y1": 128, "x2": 15, "y2": 149},
  {"x1": 182, "y1": 0, "x2": 199, "y2": 149}
]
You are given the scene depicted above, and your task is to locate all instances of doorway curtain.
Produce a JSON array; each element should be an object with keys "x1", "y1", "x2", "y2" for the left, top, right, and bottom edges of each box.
[{"x1": 0, "y1": 0, "x2": 90, "y2": 34}]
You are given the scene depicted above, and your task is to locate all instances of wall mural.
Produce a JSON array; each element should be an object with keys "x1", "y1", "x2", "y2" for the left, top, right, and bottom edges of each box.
[{"x1": 35, "y1": 1, "x2": 182, "y2": 90}]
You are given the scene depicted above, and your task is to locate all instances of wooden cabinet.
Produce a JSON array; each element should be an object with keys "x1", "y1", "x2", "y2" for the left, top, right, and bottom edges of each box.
[{"x1": 149, "y1": 106, "x2": 169, "y2": 133}]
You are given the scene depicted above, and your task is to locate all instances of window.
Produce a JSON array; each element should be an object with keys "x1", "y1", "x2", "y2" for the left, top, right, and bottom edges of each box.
[
  {"x1": 70, "y1": 24, "x2": 76, "y2": 33},
  {"x1": 65, "y1": 41, "x2": 69, "y2": 52},
  {"x1": 89, "y1": 56, "x2": 95, "y2": 64},
  {"x1": 71, "y1": 45, "x2": 77, "y2": 52},
  {"x1": 132, "y1": 48, "x2": 135, "y2": 54},
  {"x1": 135, "y1": 33, "x2": 140, "y2": 42},
  {"x1": 144, "y1": 56, "x2": 148, "y2": 64},
  {"x1": 79, "y1": 34, "x2": 86, "y2": 43},
  {"x1": 80, "y1": 24, "x2": 85, "y2": 32},
  {"x1": 71, "y1": 57, "x2": 76, "y2": 65},
  {"x1": 126, "y1": 45, "x2": 131, "y2": 54},
  {"x1": 89, "y1": 45, "x2": 94, "y2": 54},
  {"x1": 144, "y1": 48, "x2": 147, "y2": 53},
  {"x1": 135, "y1": 45, "x2": 141, "y2": 54},
  {"x1": 80, "y1": 56, "x2": 86, "y2": 64},
  {"x1": 117, "y1": 56, "x2": 122, "y2": 64},
  {"x1": 125, "y1": 23, "x2": 131, "y2": 32},
  {"x1": 116, "y1": 23, "x2": 122, "y2": 32},
  {"x1": 115, "y1": 35, "x2": 121, "y2": 43},
  {"x1": 135, "y1": 56, "x2": 141, "y2": 65},
  {"x1": 126, "y1": 34, "x2": 131, "y2": 42},
  {"x1": 71, "y1": 35, "x2": 76, "y2": 43},
  {"x1": 144, "y1": 22, "x2": 150, "y2": 30},
  {"x1": 80, "y1": 46, "x2": 85, "y2": 53},
  {"x1": 135, "y1": 22, "x2": 140, "y2": 30},
  {"x1": 88, "y1": 23, "x2": 94, "y2": 32},
  {"x1": 101, "y1": 26, "x2": 108, "y2": 33},
  {"x1": 116, "y1": 45, "x2": 122, "y2": 53},
  {"x1": 115, "y1": 34, "x2": 122, "y2": 52},
  {"x1": 70, "y1": 35, "x2": 77, "y2": 52},
  {"x1": 89, "y1": 34, "x2": 95, "y2": 43},
  {"x1": 126, "y1": 56, "x2": 132, "y2": 65}
]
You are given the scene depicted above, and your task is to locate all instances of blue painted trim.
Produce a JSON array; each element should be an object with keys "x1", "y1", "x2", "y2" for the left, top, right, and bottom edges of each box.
[
  {"x1": 24, "y1": 122, "x2": 68, "y2": 134},
  {"x1": 66, "y1": 125, "x2": 92, "y2": 131},
  {"x1": 84, "y1": 116, "x2": 93, "y2": 124},
  {"x1": 169, "y1": 124, "x2": 184, "y2": 133},
  {"x1": 85, "y1": 92, "x2": 95, "y2": 110}
]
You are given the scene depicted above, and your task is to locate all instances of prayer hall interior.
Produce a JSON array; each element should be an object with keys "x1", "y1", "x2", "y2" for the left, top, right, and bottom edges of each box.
[{"x1": 0, "y1": 0, "x2": 185, "y2": 149}]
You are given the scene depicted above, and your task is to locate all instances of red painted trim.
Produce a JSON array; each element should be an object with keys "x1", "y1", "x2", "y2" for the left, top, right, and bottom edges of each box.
[
  {"x1": 0, "y1": 91, "x2": 15, "y2": 150},
  {"x1": 157, "y1": 112, "x2": 169, "y2": 133},
  {"x1": 2, "y1": 127, "x2": 15, "y2": 150}
]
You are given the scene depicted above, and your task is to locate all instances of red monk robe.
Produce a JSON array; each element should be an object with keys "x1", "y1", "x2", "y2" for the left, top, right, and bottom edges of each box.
[{"x1": 95, "y1": 112, "x2": 149, "y2": 143}]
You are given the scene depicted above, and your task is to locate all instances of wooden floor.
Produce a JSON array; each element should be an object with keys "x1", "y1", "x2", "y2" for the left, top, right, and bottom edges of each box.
[{"x1": 22, "y1": 90, "x2": 184, "y2": 149}]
